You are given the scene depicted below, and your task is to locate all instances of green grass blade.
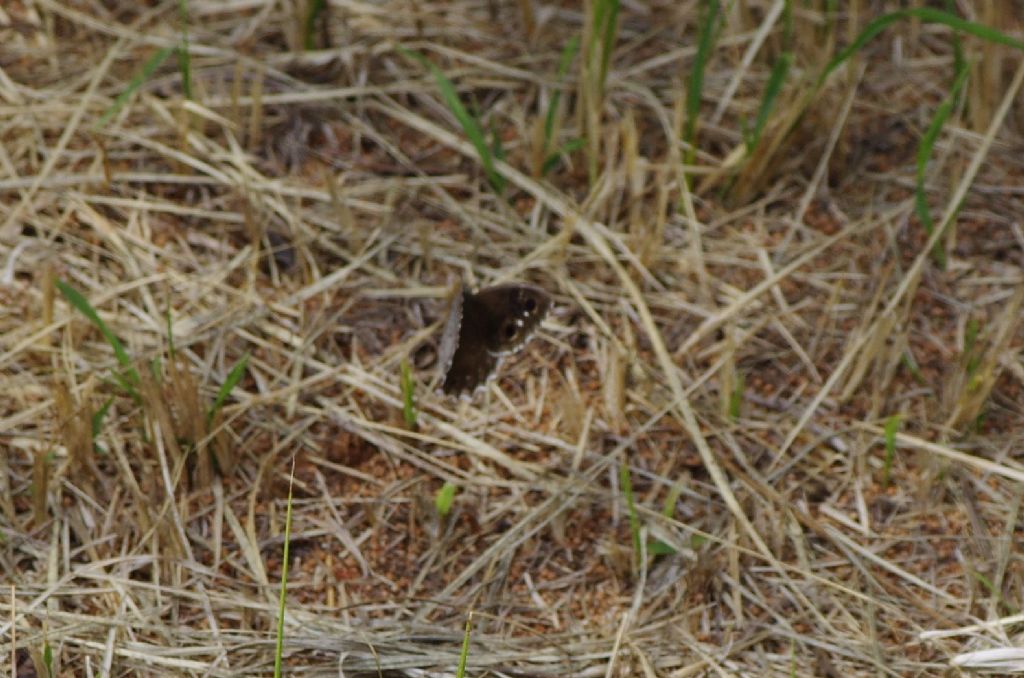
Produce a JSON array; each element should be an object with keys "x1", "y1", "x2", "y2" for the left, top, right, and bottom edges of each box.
[
  {"x1": 400, "y1": 358, "x2": 417, "y2": 429},
  {"x1": 303, "y1": 0, "x2": 327, "y2": 50},
  {"x1": 43, "y1": 641, "x2": 54, "y2": 678},
  {"x1": 166, "y1": 305, "x2": 176, "y2": 359},
  {"x1": 964, "y1": 318, "x2": 982, "y2": 381},
  {"x1": 544, "y1": 36, "x2": 580, "y2": 151},
  {"x1": 91, "y1": 396, "x2": 115, "y2": 454},
  {"x1": 177, "y1": 0, "x2": 192, "y2": 100},
  {"x1": 207, "y1": 353, "x2": 249, "y2": 426},
  {"x1": 455, "y1": 611, "x2": 473, "y2": 678},
  {"x1": 728, "y1": 372, "x2": 745, "y2": 421},
  {"x1": 915, "y1": 63, "x2": 968, "y2": 268},
  {"x1": 648, "y1": 484, "x2": 682, "y2": 556},
  {"x1": 964, "y1": 318, "x2": 980, "y2": 357},
  {"x1": 945, "y1": 0, "x2": 966, "y2": 76},
  {"x1": 542, "y1": 137, "x2": 583, "y2": 176},
  {"x1": 745, "y1": 0, "x2": 791, "y2": 152},
  {"x1": 883, "y1": 414, "x2": 901, "y2": 486},
  {"x1": 648, "y1": 540, "x2": 677, "y2": 556},
  {"x1": 595, "y1": 0, "x2": 620, "y2": 90},
  {"x1": 490, "y1": 121, "x2": 506, "y2": 163},
  {"x1": 401, "y1": 48, "x2": 505, "y2": 193},
  {"x1": 273, "y1": 459, "x2": 296, "y2": 678},
  {"x1": 746, "y1": 52, "x2": 791, "y2": 152},
  {"x1": 97, "y1": 46, "x2": 176, "y2": 128},
  {"x1": 435, "y1": 481, "x2": 457, "y2": 518},
  {"x1": 901, "y1": 350, "x2": 925, "y2": 385},
  {"x1": 56, "y1": 280, "x2": 140, "y2": 395},
  {"x1": 684, "y1": 0, "x2": 721, "y2": 164},
  {"x1": 619, "y1": 458, "x2": 642, "y2": 570}
]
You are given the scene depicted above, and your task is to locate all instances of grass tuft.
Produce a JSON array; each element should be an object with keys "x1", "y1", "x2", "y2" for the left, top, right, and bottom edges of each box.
[
  {"x1": 207, "y1": 353, "x2": 249, "y2": 427},
  {"x1": 56, "y1": 280, "x2": 140, "y2": 401}
]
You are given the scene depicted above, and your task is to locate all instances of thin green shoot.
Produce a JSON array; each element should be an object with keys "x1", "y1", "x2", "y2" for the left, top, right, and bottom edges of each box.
[
  {"x1": 56, "y1": 280, "x2": 140, "y2": 400},
  {"x1": 91, "y1": 396, "x2": 114, "y2": 455},
  {"x1": 400, "y1": 48, "x2": 505, "y2": 194},
  {"x1": 177, "y1": 0, "x2": 192, "y2": 100},
  {"x1": 946, "y1": 0, "x2": 966, "y2": 75},
  {"x1": 971, "y1": 569, "x2": 1018, "y2": 615},
  {"x1": 915, "y1": 63, "x2": 968, "y2": 268},
  {"x1": 901, "y1": 350, "x2": 925, "y2": 384},
  {"x1": 580, "y1": 0, "x2": 619, "y2": 183},
  {"x1": 400, "y1": 358, "x2": 417, "y2": 429},
  {"x1": 964, "y1": 317, "x2": 980, "y2": 358},
  {"x1": 489, "y1": 120, "x2": 506, "y2": 164},
  {"x1": 661, "y1": 485, "x2": 681, "y2": 519},
  {"x1": 648, "y1": 484, "x2": 683, "y2": 556},
  {"x1": 824, "y1": 0, "x2": 837, "y2": 30},
  {"x1": 882, "y1": 414, "x2": 900, "y2": 486},
  {"x1": 684, "y1": 0, "x2": 721, "y2": 165},
  {"x1": 744, "y1": 0, "x2": 792, "y2": 152},
  {"x1": 728, "y1": 372, "x2": 745, "y2": 421},
  {"x1": 543, "y1": 36, "x2": 580, "y2": 152},
  {"x1": 542, "y1": 137, "x2": 583, "y2": 176},
  {"x1": 963, "y1": 318, "x2": 983, "y2": 386},
  {"x1": 972, "y1": 410, "x2": 987, "y2": 434},
  {"x1": 435, "y1": 481, "x2": 457, "y2": 518},
  {"x1": 97, "y1": 46, "x2": 176, "y2": 128},
  {"x1": 303, "y1": 0, "x2": 327, "y2": 50},
  {"x1": 619, "y1": 458, "x2": 642, "y2": 570},
  {"x1": 43, "y1": 641, "x2": 54, "y2": 678},
  {"x1": 455, "y1": 611, "x2": 473, "y2": 678},
  {"x1": 166, "y1": 305, "x2": 176, "y2": 359},
  {"x1": 273, "y1": 459, "x2": 296, "y2": 678},
  {"x1": 207, "y1": 353, "x2": 250, "y2": 427},
  {"x1": 591, "y1": 0, "x2": 620, "y2": 94},
  {"x1": 149, "y1": 356, "x2": 163, "y2": 382},
  {"x1": 648, "y1": 540, "x2": 677, "y2": 557},
  {"x1": 744, "y1": 53, "x2": 791, "y2": 153}
]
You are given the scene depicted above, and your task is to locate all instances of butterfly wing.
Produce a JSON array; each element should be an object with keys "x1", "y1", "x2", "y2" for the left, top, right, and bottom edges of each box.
[
  {"x1": 442, "y1": 324, "x2": 500, "y2": 394},
  {"x1": 441, "y1": 283, "x2": 550, "y2": 395},
  {"x1": 469, "y1": 284, "x2": 550, "y2": 355},
  {"x1": 437, "y1": 281, "x2": 464, "y2": 378}
]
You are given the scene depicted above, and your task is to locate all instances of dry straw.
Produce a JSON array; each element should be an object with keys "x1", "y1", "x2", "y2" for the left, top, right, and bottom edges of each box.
[{"x1": 2, "y1": 0, "x2": 1024, "y2": 675}]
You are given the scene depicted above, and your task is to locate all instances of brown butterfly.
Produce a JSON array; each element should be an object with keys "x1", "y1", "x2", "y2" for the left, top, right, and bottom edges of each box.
[{"x1": 438, "y1": 281, "x2": 550, "y2": 395}]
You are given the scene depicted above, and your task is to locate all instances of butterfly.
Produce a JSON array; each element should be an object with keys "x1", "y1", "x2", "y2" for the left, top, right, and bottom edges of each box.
[{"x1": 437, "y1": 281, "x2": 551, "y2": 395}]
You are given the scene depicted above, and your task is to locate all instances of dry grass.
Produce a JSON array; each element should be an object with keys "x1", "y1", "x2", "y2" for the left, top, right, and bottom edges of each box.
[{"x1": 3, "y1": 0, "x2": 1024, "y2": 675}]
